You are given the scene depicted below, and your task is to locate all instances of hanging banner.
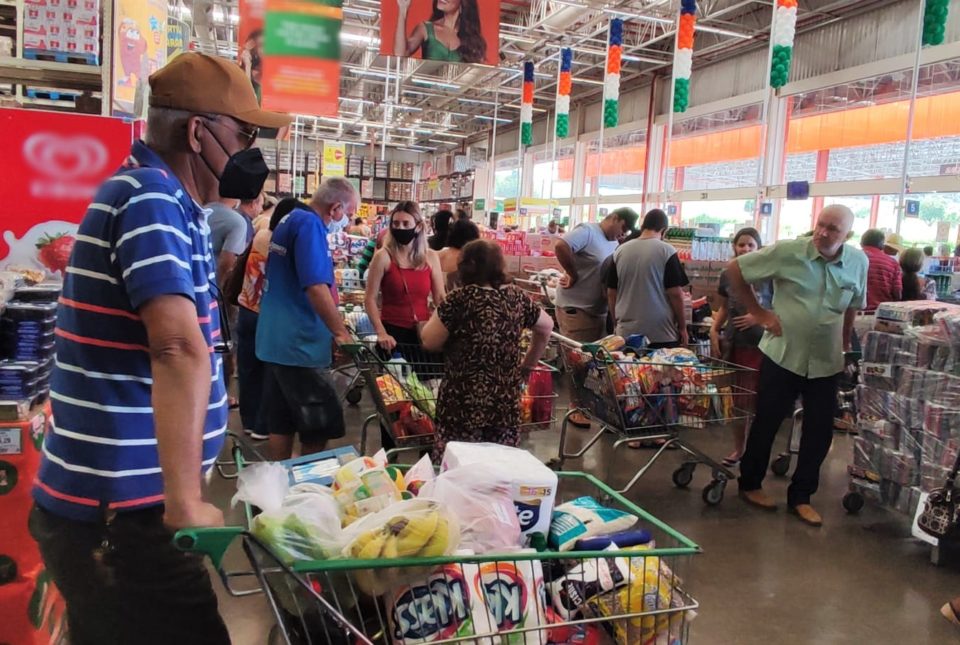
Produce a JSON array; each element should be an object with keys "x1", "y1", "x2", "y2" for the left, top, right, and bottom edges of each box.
[
  {"x1": 261, "y1": 0, "x2": 342, "y2": 117},
  {"x1": 0, "y1": 109, "x2": 132, "y2": 274},
  {"x1": 112, "y1": 0, "x2": 168, "y2": 117},
  {"x1": 238, "y1": 0, "x2": 266, "y2": 102},
  {"x1": 323, "y1": 140, "x2": 347, "y2": 176},
  {"x1": 379, "y1": 0, "x2": 500, "y2": 66}
]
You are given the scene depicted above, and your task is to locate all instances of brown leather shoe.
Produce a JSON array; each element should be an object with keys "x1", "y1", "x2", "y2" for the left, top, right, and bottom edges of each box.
[
  {"x1": 790, "y1": 504, "x2": 823, "y2": 527},
  {"x1": 739, "y1": 489, "x2": 778, "y2": 511}
]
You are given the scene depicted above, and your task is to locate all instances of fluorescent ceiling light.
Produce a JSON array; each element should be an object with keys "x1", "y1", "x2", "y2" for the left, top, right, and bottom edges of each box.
[
  {"x1": 344, "y1": 6, "x2": 377, "y2": 17},
  {"x1": 628, "y1": 13, "x2": 673, "y2": 25},
  {"x1": 341, "y1": 32, "x2": 381, "y2": 45},
  {"x1": 475, "y1": 115, "x2": 511, "y2": 123},
  {"x1": 340, "y1": 97, "x2": 375, "y2": 106},
  {"x1": 428, "y1": 139, "x2": 458, "y2": 145},
  {"x1": 502, "y1": 33, "x2": 537, "y2": 45},
  {"x1": 397, "y1": 147, "x2": 434, "y2": 153},
  {"x1": 432, "y1": 132, "x2": 468, "y2": 139},
  {"x1": 696, "y1": 25, "x2": 751, "y2": 38},
  {"x1": 395, "y1": 105, "x2": 423, "y2": 112},
  {"x1": 413, "y1": 78, "x2": 461, "y2": 90},
  {"x1": 459, "y1": 97, "x2": 499, "y2": 107},
  {"x1": 350, "y1": 68, "x2": 390, "y2": 78}
]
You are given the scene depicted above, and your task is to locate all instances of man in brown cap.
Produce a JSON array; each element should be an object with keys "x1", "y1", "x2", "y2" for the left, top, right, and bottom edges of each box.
[{"x1": 29, "y1": 53, "x2": 290, "y2": 644}]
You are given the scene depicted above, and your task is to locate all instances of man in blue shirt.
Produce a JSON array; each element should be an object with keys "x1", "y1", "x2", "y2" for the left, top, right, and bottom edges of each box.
[
  {"x1": 28, "y1": 53, "x2": 290, "y2": 644},
  {"x1": 257, "y1": 177, "x2": 357, "y2": 460}
]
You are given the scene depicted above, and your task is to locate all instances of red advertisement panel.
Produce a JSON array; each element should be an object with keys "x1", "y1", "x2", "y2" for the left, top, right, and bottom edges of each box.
[{"x1": 0, "y1": 109, "x2": 132, "y2": 275}]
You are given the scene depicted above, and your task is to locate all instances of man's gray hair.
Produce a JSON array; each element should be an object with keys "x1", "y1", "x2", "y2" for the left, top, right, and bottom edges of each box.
[
  {"x1": 145, "y1": 107, "x2": 218, "y2": 154},
  {"x1": 313, "y1": 177, "x2": 358, "y2": 209}
]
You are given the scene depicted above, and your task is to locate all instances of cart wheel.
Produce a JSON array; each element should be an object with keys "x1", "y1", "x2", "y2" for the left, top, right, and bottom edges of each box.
[
  {"x1": 672, "y1": 464, "x2": 696, "y2": 489},
  {"x1": 842, "y1": 491, "x2": 864, "y2": 514},
  {"x1": 702, "y1": 480, "x2": 726, "y2": 506},
  {"x1": 770, "y1": 455, "x2": 791, "y2": 477},
  {"x1": 346, "y1": 386, "x2": 363, "y2": 405}
]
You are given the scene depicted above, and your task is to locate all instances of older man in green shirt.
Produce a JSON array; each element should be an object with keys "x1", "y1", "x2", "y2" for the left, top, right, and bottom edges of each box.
[{"x1": 725, "y1": 205, "x2": 867, "y2": 526}]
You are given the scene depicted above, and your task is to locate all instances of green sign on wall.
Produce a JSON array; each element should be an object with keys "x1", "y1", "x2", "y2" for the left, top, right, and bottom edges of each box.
[{"x1": 474, "y1": 198, "x2": 485, "y2": 211}]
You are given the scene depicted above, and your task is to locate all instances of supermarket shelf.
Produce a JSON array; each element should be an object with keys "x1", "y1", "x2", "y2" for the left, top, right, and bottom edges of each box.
[
  {"x1": 0, "y1": 58, "x2": 102, "y2": 91},
  {"x1": 422, "y1": 170, "x2": 475, "y2": 180},
  {"x1": 419, "y1": 196, "x2": 473, "y2": 203}
]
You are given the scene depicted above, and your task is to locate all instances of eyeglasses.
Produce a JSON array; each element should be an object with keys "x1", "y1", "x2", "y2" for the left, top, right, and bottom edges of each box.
[{"x1": 201, "y1": 116, "x2": 259, "y2": 149}]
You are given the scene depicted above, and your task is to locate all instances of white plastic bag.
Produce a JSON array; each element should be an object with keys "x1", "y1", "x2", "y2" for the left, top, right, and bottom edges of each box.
[
  {"x1": 418, "y1": 465, "x2": 522, "y2": 554},
  {"x1": 232, "y1": 461, "x2": 289, "y2": 512},
  {"x1": 233, "y1": 463, "x2": 344, "y2": 563}
]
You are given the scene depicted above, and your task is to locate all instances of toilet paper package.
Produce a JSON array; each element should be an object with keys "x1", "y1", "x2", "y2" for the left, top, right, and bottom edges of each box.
[
  {"x1": 440, "y1": 443, "x2": 558, "y2": 538},
  {"x1": 470, "y1": 550, "x2": 548, "y2": 645},
  {"x1": 385, "y1": 551, "x2": 493, "y2": 644}
]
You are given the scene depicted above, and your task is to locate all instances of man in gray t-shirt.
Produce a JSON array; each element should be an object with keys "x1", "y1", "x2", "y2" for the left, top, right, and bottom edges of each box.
[
  {"x1": 206, "y1": 194, "x2": 262, "y2": 285},
  {"x1": 555, "y1": 208, "x2": 639, "y2": 343},
  {"x1": 606, "y1": 209, "x2": 689, "y2": 347}
]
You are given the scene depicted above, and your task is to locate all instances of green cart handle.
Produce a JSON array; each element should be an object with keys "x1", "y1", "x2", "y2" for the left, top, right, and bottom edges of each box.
[{"x1": 174, "y1": 526, "x2": 244, "y2": 570}]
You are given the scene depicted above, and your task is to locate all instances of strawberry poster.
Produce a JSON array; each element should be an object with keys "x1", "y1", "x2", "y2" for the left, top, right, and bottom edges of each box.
[{"x1": 0, "y1": 108, "x2": 132, "y2": 277}]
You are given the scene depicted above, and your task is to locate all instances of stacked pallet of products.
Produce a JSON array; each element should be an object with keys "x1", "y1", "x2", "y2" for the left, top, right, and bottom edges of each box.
[{"x1": 846, "y1": 301, "x2": 960, "y2": 515}]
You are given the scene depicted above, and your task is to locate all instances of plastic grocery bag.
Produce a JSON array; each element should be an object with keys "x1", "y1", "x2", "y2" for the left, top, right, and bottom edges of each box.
[
  {"x1": 233, "y1": 463, "x2": 344, "y2": 564},
  {"x1": 418, "y1": 465, "x2": 522, "y2": 554},
  {"x1": 340, "y1": 498, "x2": 461, "y2": 596}
]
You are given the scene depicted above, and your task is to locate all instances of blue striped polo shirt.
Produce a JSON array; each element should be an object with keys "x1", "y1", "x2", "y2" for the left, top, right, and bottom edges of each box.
[{"x1": 33, "y1": 141, "x2": 228, "y2": 522}]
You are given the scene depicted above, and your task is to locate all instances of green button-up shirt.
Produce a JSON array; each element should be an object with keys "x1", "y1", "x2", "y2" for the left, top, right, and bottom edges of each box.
[{"x1": 737, "y1": 238, "x2": 867, "y2": 378}]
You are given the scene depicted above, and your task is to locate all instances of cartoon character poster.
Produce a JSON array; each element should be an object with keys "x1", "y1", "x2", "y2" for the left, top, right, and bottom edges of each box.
[{"x1": 112, "y1": 0, "x2": 167, "y2": 117}]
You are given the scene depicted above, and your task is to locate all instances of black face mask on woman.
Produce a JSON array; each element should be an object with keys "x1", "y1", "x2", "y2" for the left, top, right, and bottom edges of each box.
[{"x1": 391, "y1": 228, "x2": 418, "y2": 246}]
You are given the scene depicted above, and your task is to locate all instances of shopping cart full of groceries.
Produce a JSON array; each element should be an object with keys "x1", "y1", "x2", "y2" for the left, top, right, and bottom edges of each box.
[
  {"x1": 176, "y1": 442, "x2": 701, "y2": 645},
  {"x1": 341, "y1": 343, "x2": 558, "y2": 462},
  {"x1": 551, "y1": 333, "x2": 758, "y2": 505}
]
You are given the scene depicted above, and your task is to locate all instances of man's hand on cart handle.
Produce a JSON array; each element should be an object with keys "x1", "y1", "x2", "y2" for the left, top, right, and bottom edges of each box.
[
  {"x1": 755, "y1": 310, "x2": 782, "y2": 336},
  {"x1": 334, "y1": 332, "x2": 354, "y2": 347},
  {"x1": 559, "y1": 273, "x2": 577, "y2": 289},
  {"x1": 164, "y1": 499, "x2": 225, "y2": 531},
  {"x1": 377, "y1": 332, "x2": 398, "y2": 352}
]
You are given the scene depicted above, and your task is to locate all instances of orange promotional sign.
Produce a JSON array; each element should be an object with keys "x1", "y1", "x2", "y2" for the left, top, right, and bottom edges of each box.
[{"x1": 261, "y1": 0, "x2": 342, "y2": 116}]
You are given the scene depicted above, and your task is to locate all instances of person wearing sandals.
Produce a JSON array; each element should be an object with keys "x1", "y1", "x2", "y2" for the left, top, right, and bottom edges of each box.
[{"x1": 709, "y1": 227, "x2": 772, "y2": 468}]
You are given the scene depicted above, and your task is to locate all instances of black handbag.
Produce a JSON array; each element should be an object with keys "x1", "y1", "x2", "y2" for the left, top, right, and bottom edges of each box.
[{"x1": 918, "y1": 454, "x2": 960, "y2": 540}]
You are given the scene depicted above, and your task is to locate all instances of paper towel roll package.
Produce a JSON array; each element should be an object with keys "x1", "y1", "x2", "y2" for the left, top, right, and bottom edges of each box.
[
  {"x1": 470, "y1": 550, "x2": 548, "y2": 645},
  {"x1": 440, "y1": 443, "x2": 558, "y2": 539}
]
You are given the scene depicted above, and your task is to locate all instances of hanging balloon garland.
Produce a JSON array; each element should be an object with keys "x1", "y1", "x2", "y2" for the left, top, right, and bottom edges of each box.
[
  {"x1": 604, "y1": 18, "x2": 623, "y2": 128},
  {"x1": 556, "y1": 48, "x2": 572, "y2": 138},
  {"x1": 520, "y1": 61, "x2": 534, "y2": 146},
  {"x1": 922, "y1": 0, "x2": 950, "y2": 46},
  {"x1": 770, "y1": 0, "x2": 798, "y2": 89},
  {"x1": 673, "y1": 0, "x2": 696, "y2": 112}
]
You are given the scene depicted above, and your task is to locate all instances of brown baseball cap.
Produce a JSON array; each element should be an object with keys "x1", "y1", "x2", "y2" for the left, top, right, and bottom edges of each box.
[{"x1": 148, "y1": 52, "x2": 292, "y2": 129}]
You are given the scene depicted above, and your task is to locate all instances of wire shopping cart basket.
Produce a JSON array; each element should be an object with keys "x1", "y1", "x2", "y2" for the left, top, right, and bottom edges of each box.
[
  {"x1": 175, "y1": 450, "x2": 701, "y2": 645},
  {"x1": 552, "y1": 333, "x2": 757, "y2": 504},
  {"x1": 341, "y1": 343, "x2": 559, "y2": 461}
]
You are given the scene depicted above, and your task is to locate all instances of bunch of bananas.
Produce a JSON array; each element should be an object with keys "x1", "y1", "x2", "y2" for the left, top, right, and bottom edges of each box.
[{"x1": 349, "y1": 508, "x2": 451, "y2": 560}]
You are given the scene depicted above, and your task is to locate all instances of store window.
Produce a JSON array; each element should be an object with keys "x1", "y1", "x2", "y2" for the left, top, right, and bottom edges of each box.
[
  {"x1": 899, "y1": 192, "x2": 960, "y2": 248},
  {"x1": 584, "y1": 129, "x2": 646, "y2": 198},
  {"x1": 906, "y1": 59, "x2": 960, "y2": 177},
  {"x1": 677, "y1": 200, "x2": 755, "y2": 238},
  {"x1": 494, "y1": 157, "x2": 520, "y2": 201},
  {"x1": 666, "y1": 104, "x2": 762, "y2": 191},
  {"x1": 531, "y1": 145, "x2": 575, "y2": 199},
  {"x1": 777, "y1": 195, "x2": 899, "y2": 242}
]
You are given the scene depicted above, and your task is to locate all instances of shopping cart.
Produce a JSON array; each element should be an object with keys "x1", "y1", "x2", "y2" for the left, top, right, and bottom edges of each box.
[
  {"x1": 342, "y1": 342, "x2": 559, "y2": 461},
  {"x1": 175, "y1": 449, "x2": 701, "y2": 645},
  {"x1": 515, "y1": 268, "x2": 560, "y2": 327},
  {"x1": 552, "y1": 333, "x2": 757, "y2": 505}
]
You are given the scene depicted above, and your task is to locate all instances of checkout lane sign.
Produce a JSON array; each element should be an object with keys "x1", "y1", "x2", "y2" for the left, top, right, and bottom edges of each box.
[{"x1": 905, "y1": 199, "x2": 920, "y2": 218}]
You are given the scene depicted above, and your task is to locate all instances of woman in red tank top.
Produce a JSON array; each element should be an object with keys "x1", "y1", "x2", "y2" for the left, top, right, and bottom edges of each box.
[{"x1": 364, "y1": 201, "x2": 446, "y2": 351}]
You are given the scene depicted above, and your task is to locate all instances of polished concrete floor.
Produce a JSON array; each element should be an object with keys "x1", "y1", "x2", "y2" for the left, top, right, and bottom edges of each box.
[{"x1": 207, "y1": 391, "x2": 960, "y2": 645}]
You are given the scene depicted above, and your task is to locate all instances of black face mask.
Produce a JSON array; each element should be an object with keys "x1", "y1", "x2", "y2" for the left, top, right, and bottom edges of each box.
[
  {"x1": 198, "y1": 121, "x2": 268, "y2": 200},
  {"x1": 218, "y1": 147, "x2": 269, "y2": 199},
  {"x1": 392, "y1": 228, "x2": 418, "y2": 245}
]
